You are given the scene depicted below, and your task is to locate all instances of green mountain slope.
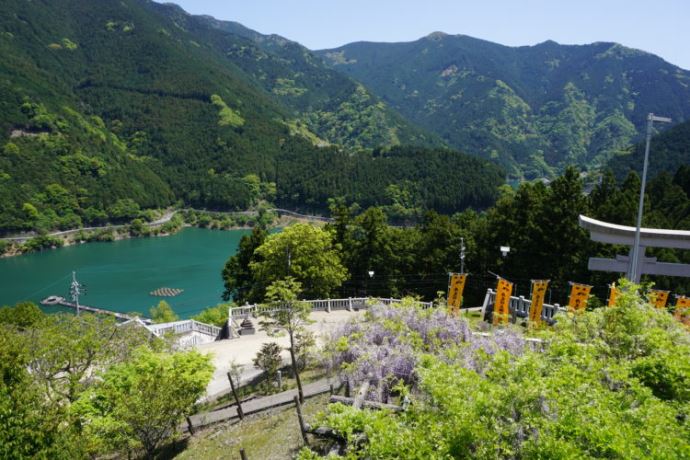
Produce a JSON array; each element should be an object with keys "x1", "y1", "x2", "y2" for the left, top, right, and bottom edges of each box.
[
  {"x1": 317, "y1": 33, "x2": 690, "y2": 179},
  {"x1": 0, "y1": 0, "x2": 295, "y2": 232},
  {"x1": 152, "y1": 5, "x2": 443, "y2": 150},
  {"x1": 609, "y1": 119, "x2": 690, "y2": 182},
  {"x1": 0, "y1": 0, "x2": 497, "y2": 233}
]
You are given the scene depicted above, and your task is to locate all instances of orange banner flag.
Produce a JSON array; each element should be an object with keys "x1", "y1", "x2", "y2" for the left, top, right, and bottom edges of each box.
[
  {"x1": 568, "y1": 283, "x2": 592, "y2": 313},
  {"x1": 529, "y1": 279, "x2": 549, "y2": 326},
  {"x1": 674, "y1": 296, "x2": 690, "y2": 326},
  {"x1": 447, "y1": 273, "x2": 467, "y2": 315},
  {"x1": 493, "y1": 278, "x2": 513, "y2": 325},
  {"x1": 607, "y1": 283, "x2": 620, "y2": 307},
  {"x1": 649, "y1": 290, "x2": 670, "y2": 309}
]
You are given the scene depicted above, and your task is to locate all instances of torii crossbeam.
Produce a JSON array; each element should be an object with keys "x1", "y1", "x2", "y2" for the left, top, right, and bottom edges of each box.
[{"x1": 578, "y1": 215, "x2": 690, "y2": 282}]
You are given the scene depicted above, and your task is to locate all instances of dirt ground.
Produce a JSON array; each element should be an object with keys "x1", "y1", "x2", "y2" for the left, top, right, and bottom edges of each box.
[{"x1": 197, "y1": 310, "x2": 366, "y2": 400}]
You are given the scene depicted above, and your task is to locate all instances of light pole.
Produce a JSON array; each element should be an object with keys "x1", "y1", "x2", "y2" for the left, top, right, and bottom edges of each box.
[
  {"x1": 629, "y1": 113, "x2": 672, "y2": 282},
  {"x1": 366, "y1": 270, "x2": 374, "y2": 297}
]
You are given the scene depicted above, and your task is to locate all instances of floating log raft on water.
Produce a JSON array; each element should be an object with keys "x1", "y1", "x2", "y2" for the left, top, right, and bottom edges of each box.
[{"x1": 150, "y1": 287, "x2": 184, "y2": 297}]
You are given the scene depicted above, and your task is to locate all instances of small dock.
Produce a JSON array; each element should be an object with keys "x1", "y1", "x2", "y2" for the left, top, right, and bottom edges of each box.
[{"x1": 41, "y1": 296, "x2": 144, "y2": 322}]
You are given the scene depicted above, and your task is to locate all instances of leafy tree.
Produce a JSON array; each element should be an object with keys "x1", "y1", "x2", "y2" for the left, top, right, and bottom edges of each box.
[
  {"x1": 108, "y1": 198, "x2": 141, "y2": 223},
  {"x1": 192, "y1": 303, "x2": 231, "y2": 327},
  {"x1": 260, "y1": 277, "x2": 311, "y2": 403},
  {"x1": 0, "y1": 312, "x2": 157, "y2": 459},
  {"x1": 27, "y1": 314, "x2": 130, "y2": 403},
  {"x1": 252, "y1": 342, "x2": 283, "y2": 393},
  {"x1": 0, "y1": 325, "x2": 82, "y2": 459},
  {"x1": 412, "y1": 211, "x2": 466, "y2": 298},
  {"x1": 222, "y1": 226, "x2": 267, "y2": 303},
  {"x1": 149, "y1": 300, "x2": 178, "y2": 324},
  {"x1": 342, "y1": 207, "x2": 410, "y2": 296},
  {"x1": 537, "y1": 166, "x2": 590, "y2": 283},
  {"x1": 0, "y1": 301, "x2": 45, "y2": 329},
  {"x1": 250, "y1": 224, "x2": 348, "y2": 300},
  {"x1": 591, "y1": 170, "x2": 640, "y2": 226},
  {"x1": 326, "y1": 197, "x2": 358, "y2": 250},
  {"x1": 76, "y1": 347, "x2": 213, "y2": 458},
  {"x1": 129, "y1": 218, "x2": 146, "y2": 236},
  {"x1": 294, "y1": 329, "x2": 316, "y2": 372},
  {"x1": 674, "y1": 164, "x2": 690, "y2": 197},
  {"x1": 21, "y1": 235, "x2": 64, "y2": 253}
]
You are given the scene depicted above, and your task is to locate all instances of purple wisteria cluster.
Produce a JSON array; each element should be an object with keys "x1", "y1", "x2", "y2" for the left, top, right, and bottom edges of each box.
[{"x1": 324, "y1": 304, "x2": 528, "y2": 402}]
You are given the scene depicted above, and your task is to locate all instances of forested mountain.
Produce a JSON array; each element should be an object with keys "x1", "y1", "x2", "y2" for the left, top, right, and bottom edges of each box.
[
  {"x1": 609, "y1": 119, "x2": 690, "y2": 181},
  {"x1": 0, "y1": 0, "x2": 498, "y2": 234},
  {"x1": 317, "y1": 33, "x2": 690, "y2": 180},
  {"x1": 152, "y1": 5, "x2": 443, "y2": 150}
]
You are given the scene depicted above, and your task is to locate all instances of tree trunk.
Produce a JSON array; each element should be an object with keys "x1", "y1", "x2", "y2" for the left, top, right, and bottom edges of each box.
[{"x1": 289, "y1": 328, "x2": 304, "y2": 404}]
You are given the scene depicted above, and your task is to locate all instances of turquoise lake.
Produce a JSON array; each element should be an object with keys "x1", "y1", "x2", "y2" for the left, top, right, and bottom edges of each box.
[{"x1": 0, "y1": 228, "x2": 250, "y2": 318}]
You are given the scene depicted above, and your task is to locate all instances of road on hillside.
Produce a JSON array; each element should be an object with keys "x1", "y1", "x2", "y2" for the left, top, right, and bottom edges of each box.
[{"x1": 1, "y1": 210, "x2": 177, "y2": 242}]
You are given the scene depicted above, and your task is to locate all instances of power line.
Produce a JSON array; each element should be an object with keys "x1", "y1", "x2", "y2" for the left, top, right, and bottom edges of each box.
[{"x1": 16, "y1": 272, "x2": 72, "y2": 301}]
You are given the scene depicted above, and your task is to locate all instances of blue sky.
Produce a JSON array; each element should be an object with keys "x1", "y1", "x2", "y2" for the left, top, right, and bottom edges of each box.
[{"x1": 162, "y1": 0, "x2": 690, "y2": 69}]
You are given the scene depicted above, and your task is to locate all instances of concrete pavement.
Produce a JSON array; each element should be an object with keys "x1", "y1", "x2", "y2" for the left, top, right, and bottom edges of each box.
[{"x1": 197, "y1": 310, "x2": 366, "y2": 400}]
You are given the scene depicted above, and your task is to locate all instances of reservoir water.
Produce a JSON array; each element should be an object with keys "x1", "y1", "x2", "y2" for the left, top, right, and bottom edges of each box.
[{"x1": 0, "y1": 227, "x2": 250, "y2": 318}]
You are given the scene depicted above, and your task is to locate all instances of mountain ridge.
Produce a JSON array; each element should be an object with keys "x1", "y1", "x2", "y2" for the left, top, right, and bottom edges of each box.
[
  {"x1": 149, "y1": 1, "x2": 443, "y2": 150},
  {"x1": 0, "y1": 0, "x2": 501, "y2": 235},
  {"x1": 316, "y1": 33, "x2": 690, "y2": 179}
]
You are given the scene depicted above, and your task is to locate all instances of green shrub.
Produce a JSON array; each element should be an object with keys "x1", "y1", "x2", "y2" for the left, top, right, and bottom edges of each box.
[
  {"x1": 311, "y1": 282, "x2": 690, "y2": 458},
  {"x1": 192, "y1": 303, "x2": 230, "y2": 327},
  {"x1": 22, "y1": 235, "x2": 64, "y2": 253}
]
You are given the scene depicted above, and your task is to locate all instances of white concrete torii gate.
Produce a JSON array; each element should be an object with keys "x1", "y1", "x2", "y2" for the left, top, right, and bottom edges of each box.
[{"x1": 578, "y1": 215, "x2": 690, "y2": 282}]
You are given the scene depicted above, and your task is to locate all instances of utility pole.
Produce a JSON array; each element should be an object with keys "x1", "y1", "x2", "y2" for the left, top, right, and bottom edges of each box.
[
  {"x1": 460, "y1": 237, "x2": 466, "y2": 274},
  {"x1": 70, "y1": 271, "x2": 83, "y2": 316}
]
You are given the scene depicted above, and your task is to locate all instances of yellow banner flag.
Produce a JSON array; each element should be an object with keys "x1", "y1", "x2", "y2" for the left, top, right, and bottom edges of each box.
[
  {"x1": 447, "y1": 273, "x2": 467, "y2": 315},
  {"x1": 674, "y1": 296, "x2": 690, "y2": 326},
  {"x1": 649, "y1": 290, "x2": 670, "y2": 309},
  {"x1": 607, "y1": 283, "x2": 620, "y2": 307},
  {"x1": 529, "y1": 279, "x2": 549, "y2": 325},
  {"x1": 493, "y1": 278, "x2": 513, "y2": 325},
  {"x1": 568, "y1": 283, "x2": 592, "y2": 313}
]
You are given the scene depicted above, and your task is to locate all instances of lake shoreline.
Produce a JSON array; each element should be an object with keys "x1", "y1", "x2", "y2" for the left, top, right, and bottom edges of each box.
[
  {"x1": 0, "y1": 227, "x2": 254, "y2": 316},
  {"x1": 0, "y1": 223, "x2": 251, "y2": 259},
  {"x1": 0, "y1": 212, "x2": 315, "y2": 259}
]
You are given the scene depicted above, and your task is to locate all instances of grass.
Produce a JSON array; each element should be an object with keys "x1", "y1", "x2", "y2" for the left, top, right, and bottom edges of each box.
[{"x1": 176, "y1": 393, "x2": 330, "y2": 460}]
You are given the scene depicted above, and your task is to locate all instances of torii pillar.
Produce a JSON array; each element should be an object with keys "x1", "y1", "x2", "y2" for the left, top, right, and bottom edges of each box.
[{"x1": 579, "y1": 215, "x2": 690, "y2": 282}]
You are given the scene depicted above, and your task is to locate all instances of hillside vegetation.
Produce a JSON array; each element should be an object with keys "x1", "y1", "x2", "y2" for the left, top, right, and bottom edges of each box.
[
  {"x1": 300, "y1": 284, "x2": 690, "y2": 458},
  {"x1": 0, "y1": 0, "x2": 500, "y2": 234},
  {"x1": 610, "y1": 118, "x2": 690, "y2": 181},
  {"x1": 3, "y1": 0, "x2": 687, "y2": 236},
  {"x1": 154, "y1": 4, "x2": 443, "y2": 150},
  {"x1": 318, "y1": 34, "x2": 690, "y2": 179}
]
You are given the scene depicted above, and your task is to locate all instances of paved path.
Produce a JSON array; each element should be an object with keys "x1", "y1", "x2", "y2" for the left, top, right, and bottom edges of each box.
[
  {"x1": 197, "y1": 310, "x2": 365, "y2": 401},
  {"x1": 189, "y1": 377, "x2": 339, "y2": 430}
]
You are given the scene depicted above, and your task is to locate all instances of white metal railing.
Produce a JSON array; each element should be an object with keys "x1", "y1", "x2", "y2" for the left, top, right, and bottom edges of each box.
[
  {"x1": 147, "y1": 319, "x2": 222, "y2": 338},
  {"x1": 229, "y1": 297, "x2": 433, "y2": 321},
  {"x1": 228, "y1": 297, "x2": 434, "y2": 338},
  {"x1": 480, "y1": 289, "x2": 566, "y2": 324}
]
